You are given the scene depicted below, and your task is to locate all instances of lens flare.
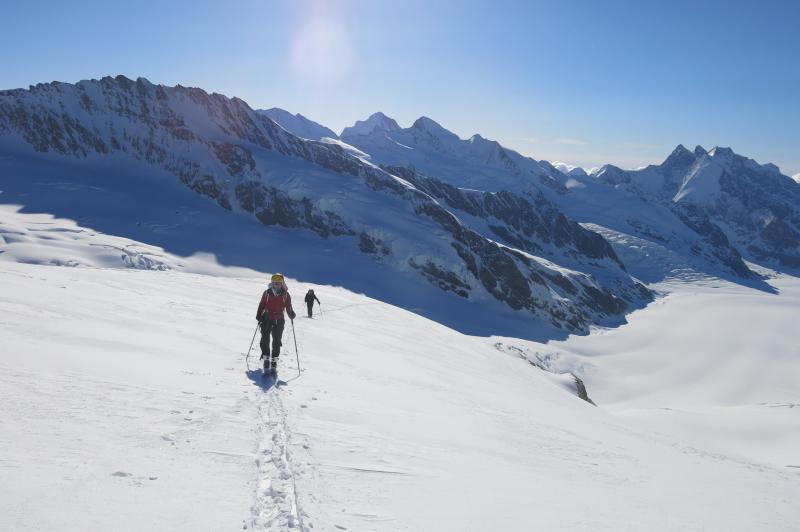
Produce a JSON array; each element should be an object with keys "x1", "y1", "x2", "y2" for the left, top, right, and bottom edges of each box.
[{"x1": 291, "y1": 19, "x2": 354, "y2": 84}]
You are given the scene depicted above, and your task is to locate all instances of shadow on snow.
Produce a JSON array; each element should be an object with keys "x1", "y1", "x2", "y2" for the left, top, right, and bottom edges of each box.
[{"x1": 0, "y1": 151, "x2": 784, "y2": 342}]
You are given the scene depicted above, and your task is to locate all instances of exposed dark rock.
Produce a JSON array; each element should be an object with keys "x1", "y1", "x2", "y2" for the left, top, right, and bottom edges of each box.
[
  {"x1": 384, "y1": 164, "x2": 624, "y2": 268},
  {"x1": 672, "y1": 203, "x2": 753, "y2": 278},
  {"x1": 185, "y1": 174, "x2": 231, "y2": 211},
  {"x1": 409, "y1": 259, "x2": 470, "y2": 298},
  {"x1": 234, "y1": 181, "x2": 354, "y2": 238},
  {"x1": 545, "y1": 271, "x2": 578, "y2": 295},
  {"x1": 358, "y1": 232, "x2": 390, "y2": 256},
  {"x1": 581, "y1": 285, "x2": 626, "y2": 315},
  {"x1": 212, "y1": 142, "x2": 256, "y2": 177},
  {"x1": 572, "y1": 375, "x2": 596, "y2": 405}
]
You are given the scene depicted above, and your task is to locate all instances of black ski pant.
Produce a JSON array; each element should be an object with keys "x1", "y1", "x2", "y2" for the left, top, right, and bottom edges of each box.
[
  {"x1": 260, "y1": 319, "x2": 285, "y2": 365},
  {"x1": 306, "y1": 301, "x2": 314, "y2": 318}
]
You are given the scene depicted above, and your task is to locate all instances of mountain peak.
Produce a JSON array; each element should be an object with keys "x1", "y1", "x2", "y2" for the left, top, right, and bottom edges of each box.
[
  {"x1": 411, "y1": 116, "x2": 460, "y2": 142},
  {"x1": 662, "y1": 144, "x2": 696, "y2": 168},
  {"x1": 708, "y1": 146, "x2": 735, "y2": 159},
  {"x1": 412, "y1": 115, "x2": 444, "y2": 131},
  {"x1": 468, "y1": 134, "x2": 504, "y2": 150},
  {"x1": 552, "y1": 161, "x2": 588, "y2": 178},
  {"x1": 341, "y1": 112, "x2": 401, "y2": 137},
  {"x1": 694, "y1": 145, "x2": 707, "y2": 157},
  {"x1": 368, "y1": 111, "x2": 394, "y2": 122},
  {"x1": 672, "y1": 144, "x2": 691, "y2": 156}
]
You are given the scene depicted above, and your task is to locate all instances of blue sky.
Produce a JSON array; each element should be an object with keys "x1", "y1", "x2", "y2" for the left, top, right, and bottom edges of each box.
[{"x1": 2, "y1": 0, "x2": 798, "y2": 174}]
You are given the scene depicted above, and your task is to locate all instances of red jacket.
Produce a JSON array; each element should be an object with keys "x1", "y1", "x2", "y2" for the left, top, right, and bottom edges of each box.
[{"x1": 257, "y1": 288, "x2": 295, "y2": 321}]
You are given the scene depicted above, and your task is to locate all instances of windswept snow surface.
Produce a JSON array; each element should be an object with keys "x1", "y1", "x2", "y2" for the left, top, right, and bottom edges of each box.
[
  {"x1": 545, "y1": 275, "x2": 800, "y2": 470},
  {"x1": 1, "y1": 208, "x2": 799, "y2": 531}
]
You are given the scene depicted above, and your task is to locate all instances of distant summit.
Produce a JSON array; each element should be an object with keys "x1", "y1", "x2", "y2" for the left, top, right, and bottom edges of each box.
[
  {"x1": 340, "y1": 111, "x2": 552, "y2": 191},
  {"x1": 551, "y1": 161, "x2": 588, "y2": 178},
  {"x1": 340, "y1": 112, "x2": 401, "y2": 137},
  {"x1": 590, "y1": 144, "x2": 800, "y2": 271}
]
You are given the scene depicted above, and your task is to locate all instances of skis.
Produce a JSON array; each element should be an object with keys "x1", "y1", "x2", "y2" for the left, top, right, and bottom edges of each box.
[{"x1": 260, "y1": 354, "x2": 278, "y2": 382}]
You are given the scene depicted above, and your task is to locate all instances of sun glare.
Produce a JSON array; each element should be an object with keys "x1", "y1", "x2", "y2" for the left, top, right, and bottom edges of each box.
[{"x1": 291, "y1": 18, "x2": 354, "y2": 84}]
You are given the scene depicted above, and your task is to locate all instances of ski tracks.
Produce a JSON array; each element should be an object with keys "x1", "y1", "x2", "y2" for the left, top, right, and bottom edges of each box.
[{"x1": 249, "y1": 382, "x2": 307, "y2": 531}]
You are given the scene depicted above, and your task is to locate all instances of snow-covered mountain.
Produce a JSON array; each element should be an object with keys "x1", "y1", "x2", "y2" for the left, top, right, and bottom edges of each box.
[
  {"x1": 1, "y1": 76, "x2": 795, "y2": 326},
  {"x1": 339, "y1": 113, "x2": 775, "y2": 281},
  {"x1": 0, "y1": 76, "x2": 651, "y2": 335},
  {"x1": 550, "y1": 160, "x2": 589, "y2": 178},
  {"x1": 340, "y1": 112, "x2": 567, "y2": 194},
  {"x1": 593, "y1": 144, "x2": 800, "y2": 270},
  {"x1": 257, "y1": 107, "x2": 337, "y2": 141},
  {"x1": 339, "y1": 110, "x2": 800, "y2": 280}
]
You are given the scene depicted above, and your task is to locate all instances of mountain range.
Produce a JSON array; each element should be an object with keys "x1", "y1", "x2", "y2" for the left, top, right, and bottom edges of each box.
[{"x1": 1, "y1": 76, "x2": 798, "y2": 337}]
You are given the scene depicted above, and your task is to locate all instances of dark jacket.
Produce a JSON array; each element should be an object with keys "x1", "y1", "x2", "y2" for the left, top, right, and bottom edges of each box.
[{"x1": 304, "y1": 291, "x2": 321, "y2": 305}]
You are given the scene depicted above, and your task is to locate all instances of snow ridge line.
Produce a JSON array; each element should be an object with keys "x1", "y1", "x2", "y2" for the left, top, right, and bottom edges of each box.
[{"x1": 249, "y1": 379, "x2": 305, "y2": 531}]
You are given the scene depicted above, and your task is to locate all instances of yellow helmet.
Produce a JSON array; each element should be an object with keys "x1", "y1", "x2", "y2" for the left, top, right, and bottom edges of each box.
[{"x1": 271, "y1": 273, "x2": 285, "y2": 283}]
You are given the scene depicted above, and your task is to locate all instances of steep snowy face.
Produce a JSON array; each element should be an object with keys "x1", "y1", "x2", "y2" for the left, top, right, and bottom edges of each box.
[
  {"x1": 604, "y1": 145, "x2": 800, "y2": 271},
  {"x1": 339, "y1": 111, "x2": 401, "y2": 137},
  {"x1": 257, "y1": 107, "x2": 337, "y2": 141},
  {"x1": 341, "y1": 112, "x2": 559, "y2": 193},
  {"x1": 659, "y1": 144, "x2": 702, "y2": 194},
  {"x1": 410, "y1": 116, "x2": 459, "y2": 141},
  {"x1": 407, "y1": 116, "x2": 461, "y2": 152},
  {"x1": 0, "y1": 76, "x2": 651, "y2": 334}
]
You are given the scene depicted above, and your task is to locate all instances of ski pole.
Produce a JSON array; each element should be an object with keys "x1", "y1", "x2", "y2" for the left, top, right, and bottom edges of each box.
[
  {"x1": 290, "y1": 319, "x2": 301, "y2": 377},
  {"x1": 246, "y1": 321, "x2": 259, "y2": 368},
  {"x1": 318, "y1": 303, "x2": 323, "y2": 319}
]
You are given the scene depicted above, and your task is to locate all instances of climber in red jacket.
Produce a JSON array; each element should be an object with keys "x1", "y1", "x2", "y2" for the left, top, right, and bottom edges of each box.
[{"x1": 256, "y1": 273, "x2": 296, "y2": 375}]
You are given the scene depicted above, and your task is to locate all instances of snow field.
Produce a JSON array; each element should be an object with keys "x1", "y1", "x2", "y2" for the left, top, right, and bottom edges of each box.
[
  {"x1": 290, "y1": 285, "x2": 799, "y2": 531},
  {"x1": 1, "y1": 208, "x2": 798, "y2": 531},
  {"x1": 546, "y1": 276, "x2": 800, "y2": 469}
]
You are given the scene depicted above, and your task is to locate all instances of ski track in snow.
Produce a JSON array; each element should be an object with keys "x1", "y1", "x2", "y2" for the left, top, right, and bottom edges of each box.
[{"x1": 248, "y1": 371, "x2": 305, "y2": 531}]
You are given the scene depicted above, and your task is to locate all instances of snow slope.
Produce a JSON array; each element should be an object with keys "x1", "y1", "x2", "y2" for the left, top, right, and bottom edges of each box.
[
  {"x1": 549, "y1": 274, "x2": 800, "y2": 469},
  {"x1": 257, "y1": 108, "x2": 337, "y2": 141},
  {"x1": 1, "y1": 203, "x2": 798, "y2": 531}
]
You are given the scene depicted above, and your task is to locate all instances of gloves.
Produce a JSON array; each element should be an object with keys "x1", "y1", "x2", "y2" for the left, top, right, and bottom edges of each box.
[
  {"x1": 288, "y1": 311, "x2": 296, "y2": 320},
  {"x1": 256, "y1": 315, "x2": 263, "y2": 323}
]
